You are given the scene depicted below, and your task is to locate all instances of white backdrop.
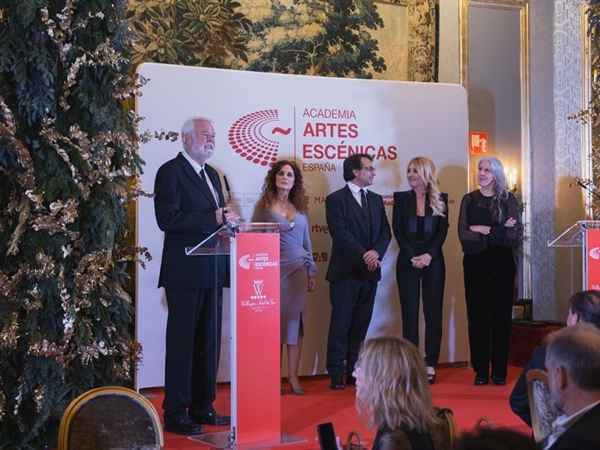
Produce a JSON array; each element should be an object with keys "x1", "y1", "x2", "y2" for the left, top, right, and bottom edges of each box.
[{"x1": 135, "y1": 63, "x2": 469, "y2": 389}]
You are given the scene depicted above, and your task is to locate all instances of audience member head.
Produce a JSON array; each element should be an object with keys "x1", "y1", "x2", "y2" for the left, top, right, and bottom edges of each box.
[
  {"x1": 354, "y1": 336, "x2": 439, "y2": 434},
  {"x1": 257, "y1": 159, "x2": 308, "y2": 212},
  {"x1": 545, "y1": 322, "x2": 600, "y2": 416},
  {"x1": 453, "y1": 428, "x2": 539, "y2": 450},
  {"x1": 343, "y1": 153, "x2": 373, "y2": 182},
  {"x1": 407, "y1": 156, "x2": 445, "y2": 217},
  {"x1": 567, "y1": 289, "x2": 600, "y2": 330}
]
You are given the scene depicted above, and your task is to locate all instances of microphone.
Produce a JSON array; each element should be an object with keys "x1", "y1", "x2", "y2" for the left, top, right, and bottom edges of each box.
[{"x1": 223, "y1": 175, "x2": 232, "y2": 205}]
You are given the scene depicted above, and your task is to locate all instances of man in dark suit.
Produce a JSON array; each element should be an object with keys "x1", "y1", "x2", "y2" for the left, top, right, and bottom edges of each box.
[
  {"x1": 154, "y1": 117, "x2": 239, "y2": 435},
  {"x1": 509, "y1": 290, "x2": 600, "y2": 427},
  {"x1": 325, "y1": 153, "x2": 391, "y2": 390},
  {"x1": 543, "y1": 322, "x2": 600, "y2": 449}
]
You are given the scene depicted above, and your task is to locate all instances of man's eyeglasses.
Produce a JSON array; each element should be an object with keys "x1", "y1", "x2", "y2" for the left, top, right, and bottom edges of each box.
[{"x1": 360, "y1": 166, "x2": 376, "y2": 173}]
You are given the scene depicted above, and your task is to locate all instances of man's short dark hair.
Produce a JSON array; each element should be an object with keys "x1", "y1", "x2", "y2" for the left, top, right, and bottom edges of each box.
[
  {"x1": 454, "y1": 428, "x2": 539, "y2": 450},
  {"x1": 343, "y1": 153, "x2": 373, "y2": 182},
  {"x1": 569, "y1": 290, "x2": 600, "y2": 330}
]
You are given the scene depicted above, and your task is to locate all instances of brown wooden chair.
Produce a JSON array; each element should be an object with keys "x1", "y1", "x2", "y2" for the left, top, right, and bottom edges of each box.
[
  {"x1": 526, "y1": 368, "x2": 556, "y2": 444},
  {"x1": 57, "y1": 386, "x2": 164, "y2": 450}
]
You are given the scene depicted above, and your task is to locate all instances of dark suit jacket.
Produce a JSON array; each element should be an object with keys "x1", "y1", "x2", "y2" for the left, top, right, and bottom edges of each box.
[
  {"x1": 325, "y1": 185, "x2": 391, "y2": 283},
  {"x1": 548, "y1": 403, "x2": 600, "y2": 450},
  {"x1": 392, "y1": 190, "x2": 448, "y2": 260},
  {"x1": 154, "y1": 152, "x2": 227, "y2": 290},
  {"x1": 510, "y1": 346, "x2": 547, "y2": 427}
]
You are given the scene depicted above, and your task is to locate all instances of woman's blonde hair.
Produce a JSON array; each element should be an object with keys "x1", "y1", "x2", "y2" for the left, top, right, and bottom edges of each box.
[
  {"x1": 408, "y1": 156, "x2": 445, "y2": 217},
  {"x1": 355, "y1": 337, "x2": 441, "y2": 434}
]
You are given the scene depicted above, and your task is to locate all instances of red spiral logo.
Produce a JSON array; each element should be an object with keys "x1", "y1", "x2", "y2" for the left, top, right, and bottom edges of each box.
[{"x1": 228, "y1": 110, "x2": 286, "y2": 167}]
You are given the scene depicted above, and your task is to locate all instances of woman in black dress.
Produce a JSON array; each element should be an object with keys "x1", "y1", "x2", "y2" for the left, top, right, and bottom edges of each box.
[{"x1": 458, "y1": 156, "x2": 519, "y2": 386}]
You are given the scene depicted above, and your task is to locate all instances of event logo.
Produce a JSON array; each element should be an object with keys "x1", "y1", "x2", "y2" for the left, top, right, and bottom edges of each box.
[
  {"x1": 238, "y1": 254, "x2": 253, "y2": 269},
  {"x1": 228, "y1": 109, "x2": 291, "y2": 167},
  {"x1": 238, "y1": 252, "x2": 279, "y2": 270}
]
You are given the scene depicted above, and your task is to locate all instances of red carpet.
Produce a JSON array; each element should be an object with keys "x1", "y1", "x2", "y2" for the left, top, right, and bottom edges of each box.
[{"x1": 144, "y1": 365, "x2": 531, "y2": 449}]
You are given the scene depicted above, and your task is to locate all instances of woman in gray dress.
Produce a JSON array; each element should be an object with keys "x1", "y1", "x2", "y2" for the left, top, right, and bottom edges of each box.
[{"x1": 253, "y1": 160, "x2": 317, "y2": 395}]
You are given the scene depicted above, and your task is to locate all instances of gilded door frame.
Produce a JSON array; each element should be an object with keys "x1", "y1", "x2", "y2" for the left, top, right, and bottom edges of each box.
[{"x1": 459, "y1": 0, "x2": 532, "y2": 298}]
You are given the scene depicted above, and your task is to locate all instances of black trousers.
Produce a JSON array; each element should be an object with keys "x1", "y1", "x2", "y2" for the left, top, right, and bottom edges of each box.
[
  {"x1": 162, "y1": 287, "x2": 223, "y2": 420},
  {"x1": 396, "y1": 253, "x2": 445, "y2": 367},
  {"x1": 326, "y1": 279, "x2": 378, "y2": 377},
  {"x1": 463, "y1": 247, "x2": 515, "y2": 378}
]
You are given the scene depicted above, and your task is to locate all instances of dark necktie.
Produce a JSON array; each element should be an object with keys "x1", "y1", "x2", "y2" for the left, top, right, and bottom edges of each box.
[
  {"x1": 360, "y1": 189, "x2": 369, "y2": 214},
  {"x1": 361, "y1": 189, "x2": 371, "y2": 238},
  {"x1": 199, "y1": 168, "x2": 216, "y2": 208}
]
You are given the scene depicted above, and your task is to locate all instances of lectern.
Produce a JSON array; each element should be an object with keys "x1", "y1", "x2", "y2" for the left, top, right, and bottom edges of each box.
[
  {"x1": 185, "y1": 222, "x2": 306, "y2": 449},
  {"x1": 548, "y1": 220, "x2": 600, "y2": 290}
]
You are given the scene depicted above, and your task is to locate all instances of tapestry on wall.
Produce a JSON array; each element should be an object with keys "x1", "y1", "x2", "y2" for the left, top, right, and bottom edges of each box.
[{"x1": 126, "y1": 0, "x2": 438, "y2": 82}]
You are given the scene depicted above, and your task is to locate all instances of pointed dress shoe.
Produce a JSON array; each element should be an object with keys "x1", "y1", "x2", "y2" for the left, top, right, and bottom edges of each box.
[
  {"x1": 288, "y1": 378, "x2": 306, "y2": 395},
  {"x1": 491, "y1": 375, "x2": 506, "y2": 386},
  {"x1": 474, "y1": 374, "x2": 489, "y2": 385},
  {"x1": 330, "y1": 375, "x2": 345, "y2": 390},
  {"x1": 190, "y1": 410, "x2": 231, "y2": 426},
  {"x1": 164, "y1": 417, "x2": 205, "y2": 435}
]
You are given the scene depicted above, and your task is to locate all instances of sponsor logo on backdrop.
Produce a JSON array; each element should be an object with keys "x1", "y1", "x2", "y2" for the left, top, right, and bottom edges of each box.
[
  {"x1": 311, "y1": 223, "x2": 329, "y2": 234},
  {"x1": 228, "y1": 108, "x2": 398, "y2": 170},
  {"x1": 312, "y1": 252, "x2": 329, "y2": 262},
  {"x1": 589, "y1": 247, "x2": 600, "y2": 260}
]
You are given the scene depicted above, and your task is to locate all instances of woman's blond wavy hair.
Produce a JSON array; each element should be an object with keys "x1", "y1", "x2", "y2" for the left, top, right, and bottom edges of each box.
[
  {"x1": 355, "y1": 337, "x2": 441, "y2": 434},
  {"x1": 408, "y1": 156, "x2": 445, "y2": 217}
]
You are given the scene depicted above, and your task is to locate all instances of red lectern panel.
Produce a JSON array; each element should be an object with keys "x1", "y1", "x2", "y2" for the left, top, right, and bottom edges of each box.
[
  {"x1": 233, "y1": 232, "x2": 280, "y2": 444},
  {"x1": 586, "y1": 229, "x2": 600, "y2": 290}
]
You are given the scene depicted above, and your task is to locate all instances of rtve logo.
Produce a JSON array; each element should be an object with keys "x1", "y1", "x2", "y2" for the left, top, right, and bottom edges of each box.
[{"x1": 228, "y1": 109, "x2": 292, "y2": 167}]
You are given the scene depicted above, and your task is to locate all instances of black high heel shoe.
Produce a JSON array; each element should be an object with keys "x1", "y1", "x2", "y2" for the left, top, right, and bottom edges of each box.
[
  {"x1": 288, "y1": 378, "x2": 306, "y2": 395},
  {"x1": 426, "y1": 367, "x2": 436, "y2": 385}
]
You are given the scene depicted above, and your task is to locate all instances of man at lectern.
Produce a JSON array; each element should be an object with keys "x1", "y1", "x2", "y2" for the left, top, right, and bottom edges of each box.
[
  {"x1": 325, "y1": 153, "x2": 391, "y2": 390},
  {"x1": 154, "y1": 116, "x2": 239, "y2": 435}
]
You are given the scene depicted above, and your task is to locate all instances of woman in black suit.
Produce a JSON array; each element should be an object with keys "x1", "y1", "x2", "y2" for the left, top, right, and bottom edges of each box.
[
  {"x1": 458, "y1": 156, "x2": 518, "y2": 387},
  {"x1": 392, "y1": 156, "x2": 448, "y2": 385}
]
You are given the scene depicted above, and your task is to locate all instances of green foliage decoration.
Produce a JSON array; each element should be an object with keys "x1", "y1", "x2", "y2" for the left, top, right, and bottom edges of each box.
[{"x1": 0, "y1": 1, "x2": 148, "y2": 448}]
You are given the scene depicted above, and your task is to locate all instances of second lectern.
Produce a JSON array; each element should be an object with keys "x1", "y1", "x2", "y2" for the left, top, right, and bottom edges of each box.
[{"x1": 548, "y1": 220, "x2": 600, "y2": 290}]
